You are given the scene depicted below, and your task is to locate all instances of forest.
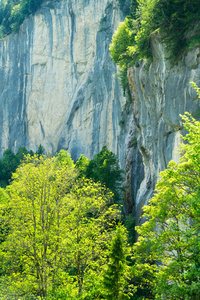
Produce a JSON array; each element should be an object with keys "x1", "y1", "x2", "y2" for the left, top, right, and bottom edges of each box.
[{"x1": 1, "y1": 86, "x2": 200, "y2": 298}]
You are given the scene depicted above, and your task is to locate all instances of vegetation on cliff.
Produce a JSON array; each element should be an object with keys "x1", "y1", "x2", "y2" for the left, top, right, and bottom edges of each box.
[
  {"x1": 111, "y1": 0, "x2": 200, "y2": 70},
  {"x1": 0, "y1": 0, "x2": 46, "y2": 38}
]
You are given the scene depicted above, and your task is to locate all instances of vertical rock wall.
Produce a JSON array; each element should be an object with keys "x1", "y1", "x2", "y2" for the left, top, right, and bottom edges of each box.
[
  {"x1": 126, "y1": 33, "x2": 200, "y2": 223},
  {"x1": 1, "y1": 1, "x2": 200, "y2": 221},
  {"x1": 0, "y1": 0, "x2": 126, "y2": 161}
]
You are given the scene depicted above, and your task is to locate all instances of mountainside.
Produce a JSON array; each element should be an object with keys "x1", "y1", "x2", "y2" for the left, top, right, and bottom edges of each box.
[
  {"x1": 126, "y1": 33, "x2": 200, "y2": 223},
  {"x1": 0, "y1": 0, "x2": 200, "y2": 222},
  {"x1": 0, "y1": 0, "x2": 125, "y2": 159}
]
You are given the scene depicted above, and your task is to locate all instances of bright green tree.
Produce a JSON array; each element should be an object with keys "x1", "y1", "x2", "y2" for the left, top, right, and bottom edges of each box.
[
  {"x1": 132, "y1": 110, "x2": 200, "y2": 299},
  {"x1": 109, "y1": 18, "x2": 134, "y2": 70},
  {"x1": 56, "y1": 148, "x2": 75, "y2": 168},
  {"x1": 0, "y1": 188, "x2": 9, "y2": 245},
  {"x1": 0, "y1": 153, "x2": 76, "y2": 298},
  {"x1": 64, "y1": 178, "x2": 120, "y2": 299},
  {"x1": 103, "y1": 223, "x2": 132, "y2": 300},
  {"x1": 0, "y1": 152, "x2": 121, "y2": 299}
]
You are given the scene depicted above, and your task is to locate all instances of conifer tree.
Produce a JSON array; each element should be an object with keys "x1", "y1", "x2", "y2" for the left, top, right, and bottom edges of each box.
[{"x1": 103, "y1": 224, "x2": 131, "y2": 300}]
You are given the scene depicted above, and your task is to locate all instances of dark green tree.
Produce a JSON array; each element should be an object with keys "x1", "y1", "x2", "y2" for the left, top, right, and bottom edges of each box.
[
  {"x1": 85, "y1": 146, "x2": 124, "y2": 202},
  {"x1": 103, "y1": 224, "x2": 132, "y2": 300},
  {"x1": 118, "y1": 0, "x2": 131, "y2": 16},
  {"x1": 16, "y1": 146, "x2": 34, "y2": 161},
  {"x1": 0, "y1": 149, "x2": 19, "y2": 187},
  {"x1": 36, "y1": 144, "x2": 45, "y2": 156}
]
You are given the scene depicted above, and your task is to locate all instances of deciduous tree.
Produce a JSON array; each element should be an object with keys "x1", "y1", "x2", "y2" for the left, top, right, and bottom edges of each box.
[{"x1": 0, "y1": 152, "x2": 121, "y2": 299}]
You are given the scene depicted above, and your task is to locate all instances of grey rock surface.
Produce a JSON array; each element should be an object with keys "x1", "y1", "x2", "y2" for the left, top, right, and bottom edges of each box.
[
  {"x1": 0, "y1": 0, "x2": 126, "y2": 161},
  {"x1": 1, "y1": 1, "x2": 200, "y2": 222},
  {"x1": 127, "y1": 33, "x2": 200, "y2": 223}
]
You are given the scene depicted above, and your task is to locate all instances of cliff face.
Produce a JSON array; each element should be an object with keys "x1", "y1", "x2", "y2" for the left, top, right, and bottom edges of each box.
[
  {"x1": 126, "y1": 33, "x2": 200, "y2": 222},
  {"x1": 1, "y1": 0, "x2": 200, "y2": 221},
  {"x1": 0, "y1": 0, "x2": 125, "y2": 161}
]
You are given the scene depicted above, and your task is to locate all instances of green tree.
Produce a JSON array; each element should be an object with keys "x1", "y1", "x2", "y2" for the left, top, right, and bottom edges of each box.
[
  {"x1": 0, "y1": 147, "x2": 35, "y2": 188},
  {"x1": 0, "y1": 188, "x2": 9, "y2": 245},
  {"x1": 109, "y1": 18, "x2": 134, "y2": 70},
  {"x1": 64, "y1": 178, "x2": 120, "y2": 299},
  {"x1": 0, "y1": 152, "x2": 121, "y2": 299},
  {"x1": 36, "y1": 144, "x2": 45, "y2": 156},
  {"x1": 57, "y1": 149, "x2": 75, "y2": 168},
  {"x1": 110, "y1": 0, "x2": 200, "y2": 71},
  {"x1": 85, "y1": 146, "x2": 124, "y2": 203},
  {"x1": 0, "y1": 153, "x2": 76, "y2": 298},
  {"x1": 132, "y1": 110, "x2": 200, "y2": 299},
  {"x1": 75, "y1": 154, "x2": 89, "y2": 178},
  {"x1": 0, "y1": 149, "x2": 19, "y2": 187},
  {"x1": 16, "y1": 146, "x2": 34, "y2": 161},
  {"x1": 103, "y1": 224, "x2": 132, "y2": 300},
  {"x1": 118, "y1": 0, "x2": 131, "y2": 16}
]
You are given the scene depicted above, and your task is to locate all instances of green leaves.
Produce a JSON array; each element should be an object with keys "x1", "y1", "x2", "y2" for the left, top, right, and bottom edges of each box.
[
  {"x1": 0, "y1": 0, "x2": 46, "y2": 38},
  {"x1": 84, "y1": 146, "x2": 124, "y2": 203},
  {"x1": 110, "y1": 0, "x2": 200, "y2": 69},
  {"x1": 102, "y1": 224, "x2": 132, "y2": 300},
  {"x1": 109, "y1": 18, "x2": 134, "y2": 69},
  {"x1": 0, "y1": 152, "x2": 124, "y2": 299}
]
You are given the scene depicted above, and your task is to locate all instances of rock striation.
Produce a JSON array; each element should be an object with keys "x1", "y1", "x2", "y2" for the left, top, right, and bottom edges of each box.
[
  {"x1": 126, "y1": 33, "x2": 200, "y2": 223},
  {"x1": 0, "y1": 0, "x2": 125, "y2": 161},
  {"x1": 1, "y1": 1, "x2": 200, "y2": 222}
]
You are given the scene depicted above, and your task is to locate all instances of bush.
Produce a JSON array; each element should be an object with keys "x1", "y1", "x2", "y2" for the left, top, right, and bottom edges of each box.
[
  {"x1": 0, "y1": 0, "x2": 46, "y2": 38},
  {"x1": 110, "y1": 0, "x2": 200, "y2": 68}
]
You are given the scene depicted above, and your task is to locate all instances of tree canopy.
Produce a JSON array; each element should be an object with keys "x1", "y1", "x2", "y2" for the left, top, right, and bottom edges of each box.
[
  {"x1": 0, "y1": 147, "x2": 34, "y2": 187},
  {"x1": 0, "y1": 152, "x2": 124, "y2": 299},
  {"x1": 76, "y1": 146, "x2": 124, "y2": 203},
  {"x1": 0, "y1": 0, "x2": 46, "y2": 38}
]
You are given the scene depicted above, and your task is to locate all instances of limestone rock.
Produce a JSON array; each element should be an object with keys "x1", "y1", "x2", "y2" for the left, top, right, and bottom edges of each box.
[
  {"x1": 0, "y1": 0, "x2": 126, "y2": 161},
  {"x1": 127, "y1": 33, "x2": 200, "y2": 223}
]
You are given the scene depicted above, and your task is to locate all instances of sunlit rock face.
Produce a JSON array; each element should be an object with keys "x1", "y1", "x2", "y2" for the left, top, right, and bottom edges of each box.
[
  {"x1": 1, "y1": 0, "x2": 200, "y2": 222},
  {"x1": 0, "y1": 0, "x2": 126, "y2": 161},
  {"x1": 127, "y1": 33, "x2": 200, "y2": 223}
]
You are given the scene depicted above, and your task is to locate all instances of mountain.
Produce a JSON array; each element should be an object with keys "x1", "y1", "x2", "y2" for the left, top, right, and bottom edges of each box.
[
  {"x1": 0, "y1": 0, "x2": 200, "y2": 222},
  {"x1": 0, "y1": 0, "x2": 125, "y2": 159}
]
